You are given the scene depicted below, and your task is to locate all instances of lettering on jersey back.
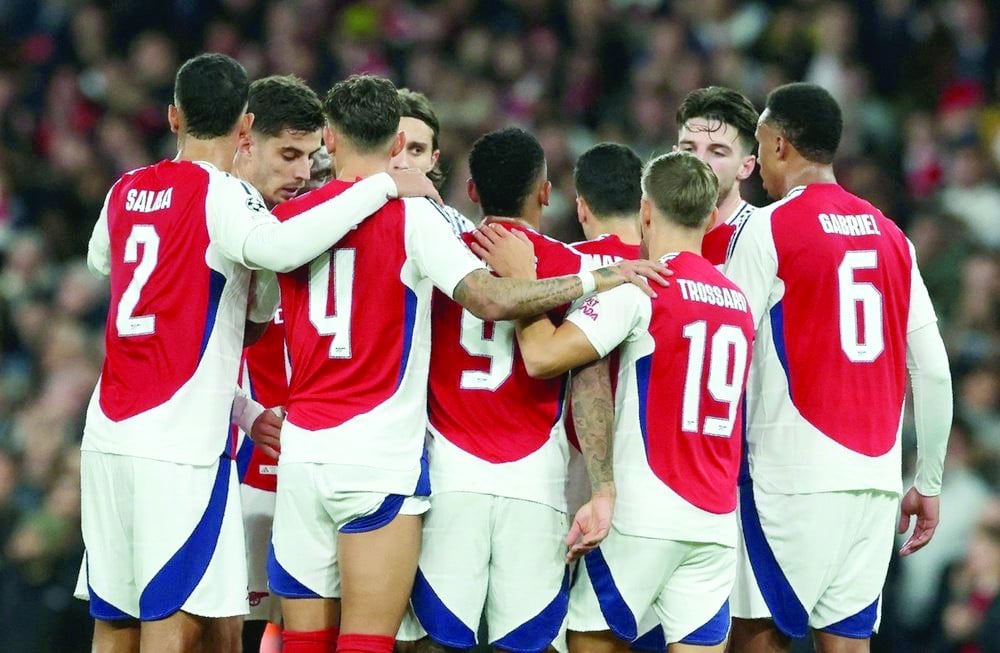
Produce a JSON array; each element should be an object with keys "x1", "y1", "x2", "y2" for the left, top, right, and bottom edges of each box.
[
  {"x1": 818, "y1": 213, "x2": 881, "y2": 236},
  {"x1": 676, "y1": 279, "x2": 748, "y2": 313},
  {"x1": 581, "y1": 253, "x2": 622, "y2": 269},
  {"x1": 125, "y1": 188, "x2": 173, "y2": 213}
]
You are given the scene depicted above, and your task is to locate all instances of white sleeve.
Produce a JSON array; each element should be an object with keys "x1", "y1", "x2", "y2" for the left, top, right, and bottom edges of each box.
[
  {"x1": 87, "y1": 188, "x2": 113, "y2": 277},
  {"x1": 906, "y1": 321, "x2": 952, "y2": 497},
  {"x1": 404, "y1": 198, "x2": 487, "y2": 298},
  {"x1": 565, "y1": 285, "x2": 649, "y2": 357},
  {"x1": 206, "y1": 174, "x2": 280, "y2": 268},
  {"x1": 906, "y1": 240, "x2": 938, "y2": 334},
  {"x1": 722, "y1": 211, "x2": 778, "y2": 328},
  {"x1": 248, "y1": 270, "x2": 280, "y2": 324},
  {"x1": 209, "y1": 172, "x2": 398, "y2": 273},
  {"x1": 231, "y1": 385, "x2": 267, "y2": 434}
]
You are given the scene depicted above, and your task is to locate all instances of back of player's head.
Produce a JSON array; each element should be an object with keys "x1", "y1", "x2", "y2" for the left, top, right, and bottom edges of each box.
[
  {"x1": 249, "y1": 75, "x2": 324, "y2": 138},
  {"x1": 398, "y1": 88, "x2": 440, "y2": 151},
  {"x1": 468, "y1": 127, "x2": 546, "y2": 217},
  {"x1": 174, "y1": 53, "x2": 249, "y2": 139},
  {"x1": 642, "y1": 151, "x2": 719, "y2": 229},
  {"x1": 574, "y1": 143, "x2": 643, "y2": 219},
  {"x1": 676, "y1": 86, "x2": 759, "y2": 155},
  {"x1": 323, "y1": 75, "x2": 402, "y2": 153},
  {"x1": 763, "y1": 83, "x2": 842, "y2": 164}
]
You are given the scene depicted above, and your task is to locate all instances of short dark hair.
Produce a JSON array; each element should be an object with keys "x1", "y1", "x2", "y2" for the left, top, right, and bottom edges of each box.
[
  {"x1": 764, "y1": 83, "x2": 842, "y2": 164},
  {"x1": 323, "y1": 75, "x2": 401, "y2": 153},
  {"x1": 676, "y1": 86, "x2": 759, "y2": 154},
  {"x1": 642, "y1": 151, "x2": 718, "y2": 229},
  {"x1": 248, "y1": 75, "x2": 324, "y2": 138},
  {"x1": 468, "y1": 127, "x2": 546, "y2": 217},
  {"x1": 574, "y1": 143, "x2": 642, "y2": 218},
  {"x1": 174, "y1": 53, "x2": 249, "y2": 139},
  {"x1": 398, "y1": 88, "x2": 444, "y2": 188}
]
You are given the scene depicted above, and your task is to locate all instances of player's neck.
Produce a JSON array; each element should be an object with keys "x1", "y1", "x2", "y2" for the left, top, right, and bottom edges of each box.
[
  {"x1": 779, "y1": 164, "x2": 837, "y2": 197},
  {"x1": 335, "y1": 153, "x2": 390, "y2": 182},
  {"x1": 647, "y1": 224, "x2": 703, "y2": 261},
  {"x1": 176, "y1": 134, "x2": 238, "y2": 173},
  {"x1": 715, "y1": 187, "x2": 744, "y2": 228},
  {"x1": 484, "y1": 214, "x2": 538, "y2": 231},
  {"x1": 588, "y1": 214, "x2": 641, "y2": 244}
]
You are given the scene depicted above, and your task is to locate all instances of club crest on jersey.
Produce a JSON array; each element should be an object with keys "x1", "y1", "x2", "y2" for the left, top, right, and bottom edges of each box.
[
  {"x1": 125, "y1": 188, "x2": 172, "y2": 213},
  {"x1": 246, "y1": 194, "x2": 267, "y2": 213}
]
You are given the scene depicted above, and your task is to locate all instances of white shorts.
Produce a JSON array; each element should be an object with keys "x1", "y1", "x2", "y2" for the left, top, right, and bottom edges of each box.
[
  {"x1": 731, "y1": 485, "x2": 898, "y2": 638},
  {"x1": 242, "y1": 484, "x2": 279, "y2": 622},
  {"x1": 569, "y1": 526, "x2": 734, "y2": 647},
  {"x1": 268, "y1": 462, "x2": 429, "y2": 600},
  {"x1": 401, "y1": 492, "x2": 570, "y2": 651},
  {"x1": 77, "y1": 451, "x2": 248, "y2": 621}
]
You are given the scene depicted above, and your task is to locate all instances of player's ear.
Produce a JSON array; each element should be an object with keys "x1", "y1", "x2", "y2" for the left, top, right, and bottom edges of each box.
[
  {"x1": 576, "y1": 196, "x2": 588, "y2": 225},
  {"x1": 775, "y1": 135, "x2": 789, "y2": 161},
  {"x1": 389, "y1": 131, "x2": 405, "y2": 158},
  {"x1": 737, "y1": 154, "x2": 757, "y2": 181},
  {"x1": 323, "y1": 126, "x2": 336, "y2": 154},
  {"x1": 539, "y1": 180, "x2": 551, "y2": 207},
  {"x1": 640, "y1": 196, "x2": 653, "y2": 230},
  {"x1": 467, "y1": 178, "x2": 480, "y2": 204},
  {"x1": 167, "y1": 105, "x2": 180, "y2": 134},
  {"x1": 240, "y1": 112, "x2": 254, "y2": 140},
  {"x1": 431, "y1": 149, "x2": 441, "y2": 167},
  {"x1": 237, "y1": 130, "x2": 253, "y2": 157}
]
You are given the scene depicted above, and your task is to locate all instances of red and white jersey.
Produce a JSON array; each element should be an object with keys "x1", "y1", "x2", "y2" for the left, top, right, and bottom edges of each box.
[
  {"x1": 566, "y1": 252, "x2": 755, "y2": 546},
  {"x1": 723, "y1": 183, "x2": 938, "y2": 495},
  {"x1": 275, "y1": 179, "x2": 485, "y2": 495},
  {"x1": 233, "y1": 315, "x2": 289, "y2": 493},
  {"x1": 427, "y1": 224, "x2": 583, "y2": 510},
  {"x1": 702, "y1": 199, "x2": 755, "y2": 266},
  {"x1": 83, "y1": 160, "x2": 278, "y2": 465}
]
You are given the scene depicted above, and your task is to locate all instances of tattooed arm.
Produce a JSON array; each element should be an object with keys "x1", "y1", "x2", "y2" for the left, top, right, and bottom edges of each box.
[{"x1": 565, "y1": 355, "x2": 616, "y2": 561}]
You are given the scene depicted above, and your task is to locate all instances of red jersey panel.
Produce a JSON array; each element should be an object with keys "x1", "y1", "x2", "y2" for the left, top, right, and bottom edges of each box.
[
  {"x1": 770, "y1": 184, "x2": 911, "y2": 456},
  {"x1": 274, "y1": 180, "x2": 416, "y2": 430},
  {"x1": 635, "y1": 253, "x2": 754, "y2": 514},
  {"x1": 235, "y1": 319, "x2": 288, "y2": 492},
  {"x1": 428, "y1": 224, "x2": 582, "y2": 463},
  {"x1": 100, "y1": 161, "x2": 223, "y2": 421}
]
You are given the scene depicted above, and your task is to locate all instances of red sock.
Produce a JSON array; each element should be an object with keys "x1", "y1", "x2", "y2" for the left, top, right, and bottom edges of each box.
[
  {"x1": 282, "y1": 627, "x2": 340, "y2": 653},
  {"x1": 336, "y1": 632, "x2": 395, "y2": 653}
]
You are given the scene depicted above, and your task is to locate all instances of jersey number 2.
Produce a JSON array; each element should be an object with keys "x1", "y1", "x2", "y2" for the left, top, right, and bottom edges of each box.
[
  {"x1": 838, "y1": 250, "x2": 884, "y2": 362},
  {"x1": 116, "y1": 224, "x2": 159, "y2": 337},
  {"x1": 309, "y1": 249, "x2": 356, "y2": 358},
  {"x1": 681, "y1": 321, "x2": 748, "y2": 438}
]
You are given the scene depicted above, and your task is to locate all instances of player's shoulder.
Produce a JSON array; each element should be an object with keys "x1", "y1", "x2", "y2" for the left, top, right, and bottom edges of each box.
[
  {"x1": 409, "y1": 199, "x2": 475, "y2": 236},
  {"x1": 522, "y1": 227, "x2": 582, "y2": 257}
]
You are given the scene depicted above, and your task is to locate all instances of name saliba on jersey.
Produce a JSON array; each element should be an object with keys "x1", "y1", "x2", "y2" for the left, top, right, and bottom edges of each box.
[
  {"x1": 676, "y1": 278, "x2": 748, "y2": 312},
  {"x1": 125, "y1": 188, "x2": 173, "y2": 213}
]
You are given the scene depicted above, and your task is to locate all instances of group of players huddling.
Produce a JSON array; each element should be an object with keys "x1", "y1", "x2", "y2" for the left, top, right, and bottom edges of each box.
[{"x1": 74, "y1": 51, "x2": 953, "y2": 653}]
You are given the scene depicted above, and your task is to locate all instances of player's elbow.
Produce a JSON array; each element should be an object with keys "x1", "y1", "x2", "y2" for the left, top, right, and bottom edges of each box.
[
  {"x1": 521, "y1": 351, "x2": 564, "y2": 380},
  {"x1": 464, "y1": 295, "x2": 511, "y2": 322}
]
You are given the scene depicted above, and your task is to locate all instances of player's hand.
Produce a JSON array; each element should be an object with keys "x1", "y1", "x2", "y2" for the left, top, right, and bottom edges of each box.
[
  {"x1": 593, "y1": 260, "x2": 671, "y2": 297},
  {"x1": 250, "y1": 407, "x2": 284, "y2": 460},
  {"x1": 469, "y1": 222, "x2": 537, "y2": 280},
  {"x1": 898, "y1": 486, "x2": 940, "y2": 557},
  {"x1": 565, "y1": 486, "x2": 615, "y2": 562},
  {"x1": 389, "y1": 168, "x2": 443, "y2": 205}
]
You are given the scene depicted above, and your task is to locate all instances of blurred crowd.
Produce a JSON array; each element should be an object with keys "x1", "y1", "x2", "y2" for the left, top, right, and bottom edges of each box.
[{"x1": 0, "y1": 1, "x2": 996, "y2": 651}]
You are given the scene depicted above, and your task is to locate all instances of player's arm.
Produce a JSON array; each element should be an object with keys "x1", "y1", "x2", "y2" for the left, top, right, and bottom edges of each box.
[
  {"x1": 452, "y1": 223, "x2": 668, "y2": 322},
  {"x1": 898, "y1": 253, "x2": 952, "y2": 557},
  {"x1": 231, "y1": 385, "x2": 283, "y2": 459},
  {"x1": 244, "y1": 271, "x2": 279, "y2": 346},
  {"x1": 212, "y1": 169, "x2": 440, "y2": 273},
  {"x1": 565, "y1": 355, "x2": 616, "y2": 561},
  {"x1": 721, "y1": 211, "x2": 777, "y2": 328},
  {"x1": 87, "y1": 188, "x2": 114, "y2": 277}
]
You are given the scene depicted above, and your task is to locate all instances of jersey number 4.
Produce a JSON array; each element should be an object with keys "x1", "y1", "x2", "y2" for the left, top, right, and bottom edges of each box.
[
  {"x1": 116, "y1": 224, "x2": 159, "y2": 337},
  {"x1": 681, "y1": 322, "x2": 748, "y2": 438},
  {"x1": 309, "y1": 249, "x2": 356, "y2": 359},
  {"x1": 838, "y1": 250, "x2": 884, "y2": 363}
]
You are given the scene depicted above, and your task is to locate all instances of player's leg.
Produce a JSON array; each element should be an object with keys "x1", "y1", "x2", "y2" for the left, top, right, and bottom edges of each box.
[
  {"x1": 269, "y1": 462, "x2": 343, "y2": 651},
  {"x1": 407, "y1": 492, "x2": 491, "y2": 651},
  {"x1": 567, "y1": 526, "x2": 670, "y2": 653},
  {"x1": 727, "y1": 619, "x2": 790, "y2": 653},
  {"x1": 808, "y1": 491, "x2": 897, "y2": 653},
  {"x1": 652, "y1": 541, "x2": 734, "y2": 653},
  {"x1": 243, "y1": 619, "x2": 269, "y2": 653},
  {"x1": 134, "y1": 455, "x2": 249, "y2": 652},
  {"x1": 92, "y1": 620, "x2": 141, "y2": 653},
  {"x1": 485, "y1": 497, "x2": 570, "y2": 652},
  {"x1": 242, "y1": 482, "x2": 281, "y2": 652},
  {"x1": 202, "y1": 615, "x2": 243, "y2": 652}
]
